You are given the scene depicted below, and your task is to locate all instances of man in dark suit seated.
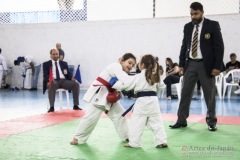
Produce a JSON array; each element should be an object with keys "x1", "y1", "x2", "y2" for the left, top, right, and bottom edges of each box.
[{"x1": 43, "y1": 48, "x2": 81, "y2": 113}]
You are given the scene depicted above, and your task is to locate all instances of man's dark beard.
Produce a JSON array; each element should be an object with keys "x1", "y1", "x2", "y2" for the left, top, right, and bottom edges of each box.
[{"x1": 192, "y1": 17, "x2": 203, "y2": 25}]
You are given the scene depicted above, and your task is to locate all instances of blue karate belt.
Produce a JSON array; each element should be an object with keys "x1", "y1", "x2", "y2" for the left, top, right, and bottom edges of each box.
[{"x1": 121, "y1": 91, "x2": 157, "y2": 117}]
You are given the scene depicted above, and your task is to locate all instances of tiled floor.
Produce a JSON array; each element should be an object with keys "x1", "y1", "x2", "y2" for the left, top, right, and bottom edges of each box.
[{"x1": 0, "y1": 89, "x2": 239, "y2": 121}]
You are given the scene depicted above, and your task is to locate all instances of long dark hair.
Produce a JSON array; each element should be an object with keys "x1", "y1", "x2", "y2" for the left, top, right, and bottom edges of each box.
[
  {"x1": 166, "y1": 57, "x2": 173, "y2": 68},
  {"x1": 140, "y1": 54, "x2": 160, "y2": 85}
]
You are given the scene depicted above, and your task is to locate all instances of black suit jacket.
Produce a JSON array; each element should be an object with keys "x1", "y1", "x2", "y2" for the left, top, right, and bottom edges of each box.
[
  {"x1": 179, "y1": 18, "x2": 224, "y2": 76},
  {"x1": 42, "y1": 60, "x2": 72, "y2": 94}
]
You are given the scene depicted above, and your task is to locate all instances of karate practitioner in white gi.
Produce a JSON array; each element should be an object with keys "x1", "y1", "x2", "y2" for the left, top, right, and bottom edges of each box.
[
  {"x1": 113, "y1": 54, "x2": 168, "y2": 148},
  {"x1": 17, "y1": 56, "x2": 41, "y2": 90},
  {"x1": 0, "y1": 48, "x2": 7, "y2": 88},
  {"x1": 70, "y1": 53, "x2": 136, "y2": 145}
]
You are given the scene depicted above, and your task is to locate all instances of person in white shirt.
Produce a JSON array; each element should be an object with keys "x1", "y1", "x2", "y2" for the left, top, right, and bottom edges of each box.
[
  {"x1": 0, "y1": 48, "x2": 8, "y2": 88},
  {"x1": 15, "y1": 55, "x2": 41, "y2": 90}
]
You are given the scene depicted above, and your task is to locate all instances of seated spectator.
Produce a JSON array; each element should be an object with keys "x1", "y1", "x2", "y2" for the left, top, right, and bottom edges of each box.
[
  {"x1": 43, "y1": 49, "x2": 82, "y2": 113},
  {"x1": 163, "y1": 57, "x2": 181, "y2": 100},
  {"x1": 225, "y1": 53, "x2": 240, "y2": 94},
  {"x1": 155, "y1": 56, "x2": 164, "y2": 76},
  {"x1": 226, "y1": 53, "x2": 240, "y2": 81}
]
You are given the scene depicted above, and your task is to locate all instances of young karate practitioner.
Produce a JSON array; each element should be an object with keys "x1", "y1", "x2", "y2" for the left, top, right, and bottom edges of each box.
[
  {"x1": 70, "y1": 53, "x2": 136, "y2": 145},
  {"x1": 113, "y1": 54, "x2": 168, "y2": 148}
]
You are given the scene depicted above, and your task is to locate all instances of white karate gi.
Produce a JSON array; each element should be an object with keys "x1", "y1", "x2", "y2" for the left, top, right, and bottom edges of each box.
[
  {"x1": 24, "y1": 55, "x2": 41, "y2": 88},
  {"x1": 73, "y1": 63, "x2": 133, "y2": 143},
  {"x1": 113, "y1": 69, "x2": 167, "y2": 148},
  {"x1": 0, "y1": 54, "x2": 7, "y2": 88}
]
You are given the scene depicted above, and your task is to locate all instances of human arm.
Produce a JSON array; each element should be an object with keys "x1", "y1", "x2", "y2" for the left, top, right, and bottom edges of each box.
[
  {"x1": 29, "y1": 62, "x2": 35, "y2": 76},
  {"x1": 212, "y1": 21, "x2": 224, "y2": 74},
  {"x1": 168, "y1": 65, "x2": 180, "y2": 76},
  {"x1": 179, "y1": 24, "x2": 189, "y2": 70},
  {"x1": 112, "y1": 74, "x2": 138, "y2": 91}
]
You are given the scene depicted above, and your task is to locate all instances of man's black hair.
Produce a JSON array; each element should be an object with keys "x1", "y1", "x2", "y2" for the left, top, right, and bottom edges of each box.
[
  {"x1": 14, "y1": 60, "x2": 19, "y2": 66},
  {"x1": 190, "y1": 2, "x2": 203, "y2": 11}
]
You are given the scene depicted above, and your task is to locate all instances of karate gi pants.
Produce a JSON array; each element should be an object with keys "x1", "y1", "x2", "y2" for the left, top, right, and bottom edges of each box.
[
  {"x1": 128, "y1": 97, "x2": 167, "y2": 148},
  {"x1": 73, "y1": 95, "x2": 129, "y2": 143}
]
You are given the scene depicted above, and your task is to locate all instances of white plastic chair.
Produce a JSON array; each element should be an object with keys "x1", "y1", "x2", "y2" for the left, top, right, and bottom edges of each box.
[
  {"x1": 157, "y1": 85, "x2": 166, "y2": 99},
  {"x1": 215, "y1": 72, "x2": 224, "y2": 99},
  {"x1": 159, "y1": 76, "x2": 183, "y2": 99},
  {"x1": 157, "y1": 78, "x2": 166, "y2": 99},
  {"x1": 47, "y1": 88, "x2": 70, "y2": 110},
  {"x1": 222, "y1": 69, "x2": 240, "y2": 99},
  {"x1": 173, "y1": 76, "x2": 184, "y2": 100}
]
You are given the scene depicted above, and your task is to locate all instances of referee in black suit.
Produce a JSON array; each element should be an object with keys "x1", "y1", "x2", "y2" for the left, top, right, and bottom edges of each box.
[{"x1": 170, "y1": 2, "x2": 224, "y2": 131}]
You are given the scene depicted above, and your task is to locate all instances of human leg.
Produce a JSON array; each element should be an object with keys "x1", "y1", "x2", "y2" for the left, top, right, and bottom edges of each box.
[
  {"x1": 107, "y1": 102, "x2": 129, "y2": 141},
  {"x1": 163, "y1": 76, "x2": 172, "y2": 99},
  {"x1": 198, "y1": 63, "x2": 217, "y2": 128},
  {"x1": 177, "y1": 64, "x2": 198, "y2": 124},
  {"x1": 61, "y1": 79, "x2": 80, "y2": 106},
  {"x1": 24, "y1": 69, "x2": 32, "y2": 89},
  {"x1": 71, "y1": 100, "x2": 103, "y2": 144},
  {"x1": 126, "y1": 114, "x2": 147, "y2": 148},
  {"x1": 147, "y1": 114, "x2": 167, "y2": 147},
  {"x1": 170, "y1": 61, "x2": 198, "y2": 127},
  {"x1": 31, "y1": 64, "x2": 41, "y2": 89},
  {"x1": 48, "y1": 80, "x2": 60, "y2": 107}
]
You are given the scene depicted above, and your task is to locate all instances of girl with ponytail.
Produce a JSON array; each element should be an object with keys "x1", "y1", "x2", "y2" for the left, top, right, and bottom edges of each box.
[{"x1": 113, "y1": 54, "x2": 168, "y2": 148}]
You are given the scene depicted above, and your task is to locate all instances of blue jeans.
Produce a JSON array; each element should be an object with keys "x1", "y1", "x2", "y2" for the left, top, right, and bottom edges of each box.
[{"x1": 31, "y1": 64, "x2": 41, "y2": 88}]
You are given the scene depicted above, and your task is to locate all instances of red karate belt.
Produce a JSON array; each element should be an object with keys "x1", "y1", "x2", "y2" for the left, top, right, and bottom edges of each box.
[{"x1": 93, "y1": 77, "x2": 121, "y2": 114}]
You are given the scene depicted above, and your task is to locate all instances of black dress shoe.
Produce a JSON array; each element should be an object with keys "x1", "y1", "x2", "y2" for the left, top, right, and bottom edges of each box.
[
  {"x1": 208, "y1": 125, "x2": 217, "y2": 131},
  {"x1": 169, "y1": 122, "x2": 187, "y2": 128},
  {"x1": 73, "y1": 105, "x2": 82, "y2": 110},
  {"x1": 48, "y1": 107, "x2": 54, "y2": 113},
  {"x1": 30, "y1": 88, "x2": 37, "y2": 91}
]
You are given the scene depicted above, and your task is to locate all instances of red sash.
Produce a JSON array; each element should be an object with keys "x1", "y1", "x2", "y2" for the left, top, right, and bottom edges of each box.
[
  {"x1": 93, "y1": 77, "x2": 115, "y2": 92},
  {"x1": 93, "y1": 77, "x2": 121, "y2": 114}
]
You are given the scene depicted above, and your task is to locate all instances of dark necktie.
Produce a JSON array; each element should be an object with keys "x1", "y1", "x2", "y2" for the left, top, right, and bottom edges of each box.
[
  {"x1": 55, "y1": 61, "x2": 60, "y2": 80},
  {"x1": 192, "y1": 25, "x2": 199, "y2": 58}
]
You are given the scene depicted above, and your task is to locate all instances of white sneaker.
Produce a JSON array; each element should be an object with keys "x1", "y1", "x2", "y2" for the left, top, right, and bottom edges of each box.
[{"x1": 234, "y1": 89, "x2": 240, "y2": 94}]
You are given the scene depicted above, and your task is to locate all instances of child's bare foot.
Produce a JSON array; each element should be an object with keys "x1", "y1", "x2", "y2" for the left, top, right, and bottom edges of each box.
[
  {"x1": 70, "y1": 138, "x2": 78, "y2": 145},
  {"x1": 124, "y1": 143, "x2": 132, "y2": 148},
  {"x1": 156, "y1": 143, "x2": 168, "y2": 148}
]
